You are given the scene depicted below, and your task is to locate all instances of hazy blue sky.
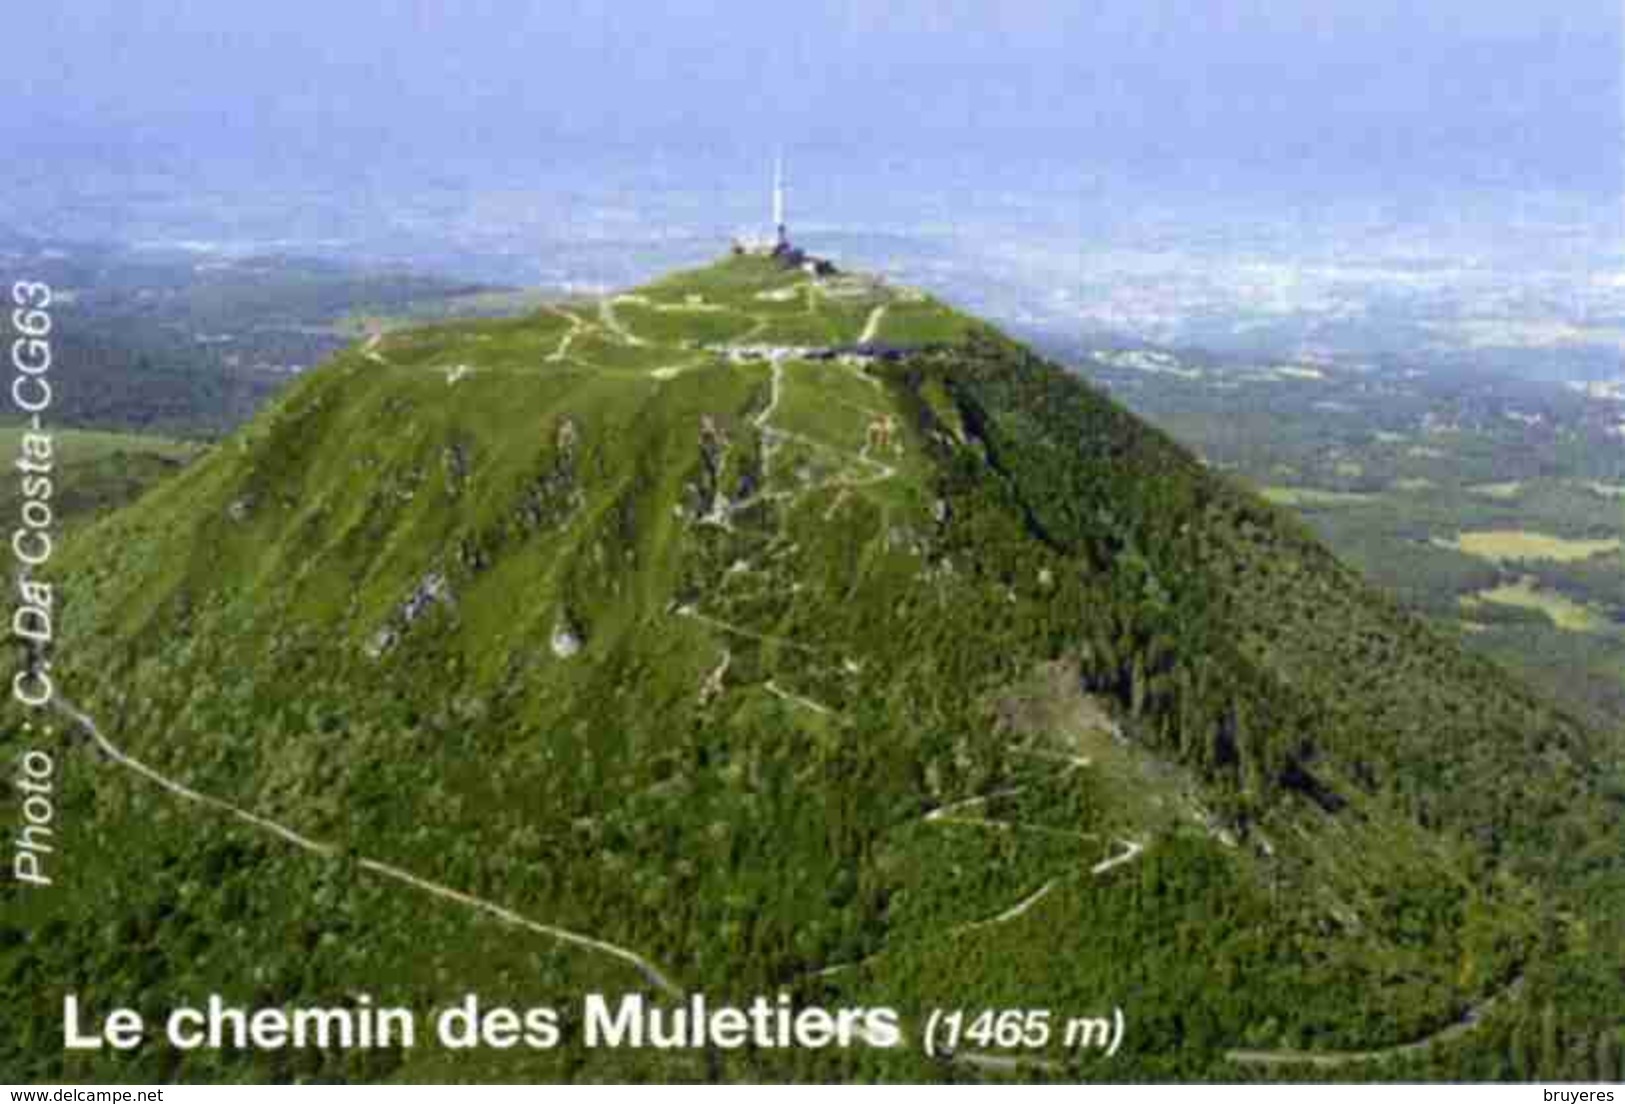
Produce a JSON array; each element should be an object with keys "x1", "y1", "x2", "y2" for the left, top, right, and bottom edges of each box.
[
  {"x1": 2, "y1": 3, "x2": 1618, "y2": 372},
  {"x1": 8, "y1": 1, "x2": 1619, "y2": 195}
]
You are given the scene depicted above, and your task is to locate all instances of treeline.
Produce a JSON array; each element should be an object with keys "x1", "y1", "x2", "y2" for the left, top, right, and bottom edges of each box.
[{"x1": 896, "y1": 332, "x2": 1614, "y2": 875}]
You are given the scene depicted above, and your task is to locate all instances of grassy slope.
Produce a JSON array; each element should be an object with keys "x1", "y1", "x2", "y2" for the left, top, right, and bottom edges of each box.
[
  {"x1": 0, "y1": 428, "x2": 202, "y2": 532},
  {"x1": 3, "y1": 256, "x2": 1619, "y2": 1083}
]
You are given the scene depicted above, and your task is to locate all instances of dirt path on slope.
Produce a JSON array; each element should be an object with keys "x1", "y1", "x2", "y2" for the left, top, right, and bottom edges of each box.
[
  {"x1": 1225, "y1": 975, "x2": 1526, "y2": 1068},
  {"x1": 53, "y1": 696, "x2": 682, "y2": 998},
  {"x1": 599, "y1": 297, "x2": 646, "y2": 346},
  {"x1": 362, "y1": 332, "x2": 389, "y2": 365},
  {"x1": 545, "y1": 306, "x2": 588, "y2": 363},
  {"x1": 859, "y1": 303, "x2": 888, "y2": 345}
]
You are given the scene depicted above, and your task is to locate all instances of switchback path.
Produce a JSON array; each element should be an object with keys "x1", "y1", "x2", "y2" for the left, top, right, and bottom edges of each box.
[
  {"x1": 361, "y1": 332, "x2": 389, "y2": 365},
  {"x1": 648, "y1": 355, "x2": 710, "y2": 381},
  {"x1": 923, "y1": 758, "x2": 1095, "y2": 838},
  {"x1": 599, "y1": 297, "x2": 647, "y2": 346},
  {"x1": 1091, "y1": 839, "x2": 1144, "y2": 876},
  {"x1": 709, "y1": 354, "x2": 897, "y2": 522},
  {"x1": 953, "y1": 880, "x2": 1056, "y2": 932},
  {"x1": 674, "y1": 606, "x2": 821, "y2": 653},
  {"x1": 55, "y1": 692, "x2": 1070, "y2": 1077},
  {"x1": 544, "y1": 306, "x2": 588, "y2": 362},
  {"x1": 807, "y1": 779, "x2": 1146, "y2": 979},
  {"x1": 52, "y1": 696, "x2": 683, "y2": 998}
]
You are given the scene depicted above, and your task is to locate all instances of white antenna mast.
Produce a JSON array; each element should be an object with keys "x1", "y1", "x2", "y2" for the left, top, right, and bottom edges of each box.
[{"x1": 773, "y1": 153, "x2": 787, "y2": 248}]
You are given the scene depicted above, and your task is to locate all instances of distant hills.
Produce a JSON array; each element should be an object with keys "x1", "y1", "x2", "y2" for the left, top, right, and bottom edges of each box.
[{"x1": 0, "y1": 240, "x2": 522, "y2": 437}]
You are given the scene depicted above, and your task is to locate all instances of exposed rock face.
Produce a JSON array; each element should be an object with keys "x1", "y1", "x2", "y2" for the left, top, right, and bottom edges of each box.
[
  {"x1": 400, "y1": 571, "x2": 452, "y2": 624},
  {"x1": 517, "y1": 415, "x2": 585, "y2": 532},
  {"x1": 551, "y1": 615, "x2": 584, "y2": 659},
  {"x1": 555, "y1": 415, "x2": 579, "y2": 459},
  {"x1": 689, "y1": 414, "x2": 732, "y2": 522},
  {"x1": 365, "y1": 570, "x2": 455, "y2": 659},
  {"x1": 442, "y1": 441, "x2": 470, "y2": 496},
  {"x1": 364, "y1": 627, "x2": 397, "y2": 660}
]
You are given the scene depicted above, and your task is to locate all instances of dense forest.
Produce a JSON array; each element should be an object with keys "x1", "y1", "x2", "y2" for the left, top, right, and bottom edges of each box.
[{"x1": 1046, "y1": 338, "x2": 1625, "y2": 731}]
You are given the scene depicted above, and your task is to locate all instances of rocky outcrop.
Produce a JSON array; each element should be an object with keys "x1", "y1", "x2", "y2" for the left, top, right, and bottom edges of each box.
[
  {"x1": 687, "y1": 414, "x2": 733, "y2": 523},
  {"x1": 364, "y1": 569, "x2": 456, "y2": 659},
  {"x1": 551, "y1": 613, "x2": 585, "y2": 658},
  {"x1": 516, "y1": 416, "x2": 585, "y2": 532},
  {"x1": 442, "y1": 440, "x2": 471, "y2": 497}
]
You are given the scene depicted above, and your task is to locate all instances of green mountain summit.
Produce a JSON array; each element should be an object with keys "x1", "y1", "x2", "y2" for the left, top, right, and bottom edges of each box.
[{"x1": 6, "y1": 255, "x2": 1621, "y2": 1082}]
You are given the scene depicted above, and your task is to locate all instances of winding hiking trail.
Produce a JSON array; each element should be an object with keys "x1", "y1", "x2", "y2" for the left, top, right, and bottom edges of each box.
[
  {"x1": 858, "y1": 303, "x2": 888, "y2": 345},
  {"x1": 924, "y1": 758, "x2": 1091, "y2": 829},
  {"x1": 1225, "y1": 975, "x2": 1526, "y2": 1068},
  {"x1": 649, "y1": 355, "x2": 710, "y2": 381},
  {"x1": 599, "y1": 297, "x2": 646, "y2": 346},
  {"x1": 948, "y1": 1051, "x2": 1063, "y2": 1075},
  {"x1": 808, "y1": 764, "x2": 1148, "y2": 983},
  {"x1": 707, "y1": 351, "x2": 897, "y2": 523},
  {"x1": 361, "y1": 332, "x2": 388, "y2": 366},
  {"x1": 545, "y1": 306, "x2": 587, "y2": 363},
  {"x1": 765, "y1": 680, "x2": 834, "y2": 716},
  {"x1": 677, "y1": 345, "x2": 1134, "y2": 973},
  {"x1": 675, "y1": 606, "x2": 819, "y2": 652},
  {"x1": 753, "y1": 355, "x2": 786, "y2": 481},
  {"x1": 923, "y1": 786, "x2": 1029, "y2": 826},
  {"x1": 52, "y1": 689, "x2": 1077, "y2": 1076},
  {"x1": 333, "y1": 281, "x2": 1516, "y2": 1078},
  {"x1": 51, "y1": 695, "x2": 683, "y2": 999}
]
